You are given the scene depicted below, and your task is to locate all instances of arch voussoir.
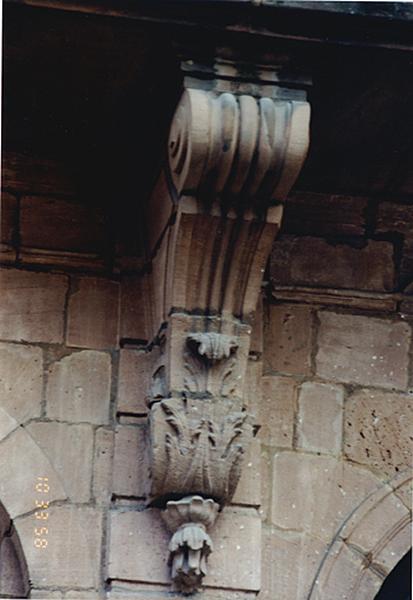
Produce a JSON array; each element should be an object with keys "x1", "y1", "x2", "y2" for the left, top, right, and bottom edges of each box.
[
  {"x1": 0, "y1": 407, "x2": 68, "y2": 597},
  {"x1": 309, "y1": 472, "x2": 412, "y2": 600}
]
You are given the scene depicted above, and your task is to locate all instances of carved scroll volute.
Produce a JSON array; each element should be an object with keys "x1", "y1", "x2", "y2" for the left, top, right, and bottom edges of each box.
[
  {"x1": 146, "y1": 83, "x2": 310, "y2": 594},
  {"x1": 164, "y1": 89, "x2": 310, "y2": 322},
  {"x1": 168, "y1": 89, "x2": 310, "y2": 209}
]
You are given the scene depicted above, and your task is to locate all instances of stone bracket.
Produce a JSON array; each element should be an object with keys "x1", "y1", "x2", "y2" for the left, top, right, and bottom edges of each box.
[{"x1": 144, "y1": 64, "x2": 311, "y2": 593}]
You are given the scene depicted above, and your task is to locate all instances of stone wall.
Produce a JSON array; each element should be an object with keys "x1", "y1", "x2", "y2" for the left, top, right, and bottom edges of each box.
[
  {"x1": 0, "y1": 170, "x2": 412, "y2": 598},
  {"x1": 259, "y1": 190, "x2": 412, "y2": 599},
  {"x1": 260, "y1": 304, "x2": 412, "y2": 599}
]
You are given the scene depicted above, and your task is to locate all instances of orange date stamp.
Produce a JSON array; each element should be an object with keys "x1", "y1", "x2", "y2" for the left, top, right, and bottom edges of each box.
[{"x1": 34, "y1": 477, "x2": 49, "y2": 549}]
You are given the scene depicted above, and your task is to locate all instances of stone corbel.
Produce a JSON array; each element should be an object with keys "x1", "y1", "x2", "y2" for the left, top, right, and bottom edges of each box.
[{"x1": 145, "y1": 69, "x2": 310, "y2": 593}]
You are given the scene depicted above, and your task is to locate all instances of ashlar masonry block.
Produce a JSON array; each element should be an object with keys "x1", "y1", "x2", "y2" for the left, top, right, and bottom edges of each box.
[
  {"x1": 313, "y1": 541, "x2": 384, "y2": 600},
  {"x1": 117, "y1": 349, "x2": 155, "y2": 415},
  {"x1": 120, "y1": 274, "x2": 150, "y2": 343},
  {"x1": 260, "y1": 376, "x2": 297, "y2": 448},
  {"x1": 66, "y1": 277, "x2": 119, "y2": 350},
  {"x1": 297, "y1": 381, "x2": 344, "y2": 455},
  {"x1": 271, "y1": 452, "x2": 381, "y2": 541},
  {"x1": 343, "y1": 489, "x2": 410, "y2": 565},
  {"x1": 244, "y1": 358, "x2": 263, "y2": 415},
  {"x1": 0, "y1": 427, "x2": 67, "y2": 518},
  {"x1": 0, "y1": 269, "x2": 67, "y2": 343},
  {"x1": 283, "y1": 192, "x2": 367, "y2": 237},
  {"x1": 316, "y1": 312, "x2": 411, "y2": 390},
  {"x1": 259, "y1": 527, "x2": 327, "y2": 600},
  {"x1": 46, "y1": 350, "x2": 111, "y2": 424},
  {"x1": 15, "y1": 506, "x2": 102, "y2": 588},
  {"x1": 108, "y1": 509, "x2": 169, "y2": 584},
  {"x1": 344, "y1": 389, "x2": 413, "y2": 477},
  {"x1": 0, "y1": 342, "x2": 43, "y2": 424},
  {"x1": 112, "y1": 425, "x2": 147, "y2": 498},
  {"x1": 264, "y1": 304, "x2": 313, "y2": 376},
  {"x1": 93, "y1": 427, "x2": 114, "y2": 506},
  {"x1": 270, "y1": 236, "x2": 395, "y2": 292},
  {"x1": 1, "y1": 192, "x2": 17, "y2": 246},
  {"x1": 0, "y1": 192, "x2": 17, "y2": 263},
  {"x1": 259, "y1": 450, "x2": 272, "y2": 521},
  {"x1": 20, "y1": 195, "x2": 105, "y2": 254},
  {"x1": 108, "y1": 507, "x2": 261, "y2": 592},
  {"x1": 205, "y1": 507, "x2": 261, "y2": 591},
  {"x1": 26, "y1": 421, "x2": 94, "y2": 502},
  {"x1": 0, "y1": 407, "x2": 18, "y2": 441},
  {"x1": 232, "y1": 437, "x2": 261, "y2": 507}
]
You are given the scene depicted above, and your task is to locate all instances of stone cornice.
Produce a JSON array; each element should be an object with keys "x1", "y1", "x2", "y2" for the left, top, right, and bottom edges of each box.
[
  {"x1": 7, "y1": 1, "x2": 413, "y2": 52},
  {"x1": 144, "y1": 67, "x2": 310, "y2": 593}
]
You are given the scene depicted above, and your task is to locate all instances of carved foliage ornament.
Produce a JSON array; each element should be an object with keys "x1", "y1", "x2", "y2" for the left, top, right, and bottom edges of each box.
[
  {"x1": 162, "y1": 496, "x2": 219, "y2": 594},
  {"x1": 187, "y1": 332, "x2": 238, "y2": 363},
  {"x1": 147, "y1": 83, "x2": 310, "y2": 593},
  {"x1": 149, "y1": 396, "x2": 254, "y2": 502},
  {"x1": 183, "y1": 336, "x2": 240, "y2": 398}
]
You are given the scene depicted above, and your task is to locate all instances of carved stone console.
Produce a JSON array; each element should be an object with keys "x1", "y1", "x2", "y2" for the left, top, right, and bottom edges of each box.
[{"x1": 145, "y1": 62, "x2": 310, "y2": 593}]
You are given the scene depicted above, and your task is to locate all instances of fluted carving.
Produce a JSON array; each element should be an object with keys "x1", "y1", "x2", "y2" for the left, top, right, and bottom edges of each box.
[
  {"x1": 168, "y1": 89, "x2": 310, "y2": 210},
  {"x1": 146, "y1": 77, "x2": 310, "y2": 593}
]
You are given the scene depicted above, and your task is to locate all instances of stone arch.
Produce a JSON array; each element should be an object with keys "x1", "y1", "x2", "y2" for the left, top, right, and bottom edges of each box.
[
  {"x1": 308, "y1": 470, "x2": 412, "y2": 600},
  {"x1": 0, "y1": 407, "x2": 68, "y2": 596},
  {"x1": 0, "y1": 500, "x2": 30, "y2": 598}
]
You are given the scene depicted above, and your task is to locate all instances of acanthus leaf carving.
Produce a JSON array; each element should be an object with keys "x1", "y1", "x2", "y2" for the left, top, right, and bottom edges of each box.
[
  {"x1": 150, "y1": 397, "x2": 254, "y2": 503},
  {"x1": 183, "y1": 348, "x2": 238, "y2": 397}
]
